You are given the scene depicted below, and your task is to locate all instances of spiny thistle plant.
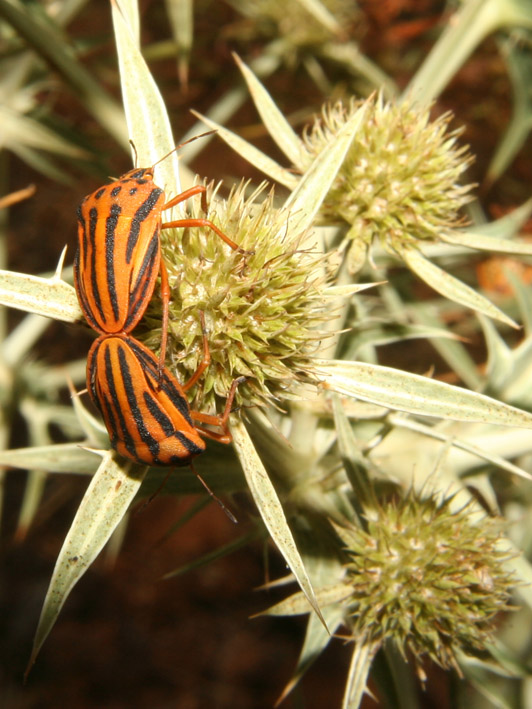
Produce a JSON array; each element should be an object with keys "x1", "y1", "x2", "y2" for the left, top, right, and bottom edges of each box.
[
  {"x1": 300, "y1": 96, "x2": 474, "y2": 271},
  {"x1": 200, "y1": 62, "x2": 526, "y2": 330},
  {"x1": 1, "y1": 1, "x2": 532, "y2": 706},
  {"x1": 268, "y1": 491, "x2": 517, "y2": 699},
  {"x1": 339, "y1": 496, "x2": 517, "y2": 675},
  {"x1": 142, "y1": 182, "x2": 332, "y2": 409},
  {"x1": 337, "y1": 496, "x2": 515, "y2": 674}
]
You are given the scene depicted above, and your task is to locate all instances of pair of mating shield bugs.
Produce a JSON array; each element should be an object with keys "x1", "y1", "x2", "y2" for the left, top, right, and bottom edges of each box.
[{"x1": 74, "y1": 139, "x2": 244, "y2": 468}]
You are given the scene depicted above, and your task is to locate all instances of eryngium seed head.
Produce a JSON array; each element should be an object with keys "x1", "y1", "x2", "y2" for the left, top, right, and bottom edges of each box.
[
  {"x1": 301, "y1": 94, "x2": 474, "y2": 271},
  {"x1": 336, "y1": 493, "x2": 516, "y2": 674},
  {"x1": 142, "y1": 182, "x2": 330, "y2": 410}
]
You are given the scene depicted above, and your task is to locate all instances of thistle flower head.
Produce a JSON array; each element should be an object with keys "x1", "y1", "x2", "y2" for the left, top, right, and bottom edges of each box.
[
  {"x1": 301, "y1": 94, "x2": 474, "y2": 271},
  {"x1": 336, "y1": 493, "x2": 516, "y2": 674},
  {"x1": 142, "y1": 183, "x2": 331, "y2": 410}
]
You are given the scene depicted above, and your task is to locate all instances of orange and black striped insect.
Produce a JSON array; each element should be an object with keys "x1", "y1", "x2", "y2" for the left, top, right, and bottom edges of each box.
[
  {"x1": 86, "y1": 330, "x2": 244, "y2": 467},
  {"x1": 74, "y1": 139, "x2": 241, "y2": 376}
]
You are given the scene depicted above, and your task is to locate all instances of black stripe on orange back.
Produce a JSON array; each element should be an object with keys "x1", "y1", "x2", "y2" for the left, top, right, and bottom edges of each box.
[
  {"x1": 158, "y1": 374, "x2": 194, "y2": 424},
  {"x1": 129, "y1": 169, "x2": 148, "y2": 180},
  {"x1": 99, "y1": 388, "x2": 120, "y2": 449},
  {"x1": 125, "y1": 188, "x2": 163, "y2": 263},
  {"x1": 143, "y1": 390, "x2": 174, "y2": 436},
  {"x1": 86, "y1": 341, "x2": 96, "y2": 402},
  {"x1": 173, "y1": 430, "x2": 203, "y2": 456},
  {"x1": 105, "y1": 203, "x2": 121, "y2": 322},
  {"x1": 76, "y1": 206, "x2": 88, "y2": 268},
  {"x1": 73, "y1": 247, "x2": 81, "y2": 293},
  {"x1": 124, "y1": 234, "x2": 158, "y2": 330},
  {"x1": 73, "y1": 247, "x2": 79, "y2": 285},
  {"x1": 103, "y1": 342, "x2": 138, "y2": 460},
  {"x1": 126, "y1": 338, "x2": 161, "y2": 382},
  {"x1": 117, "y1": 342, "x2": 161, "y2": 460},
  {"x1": 110, "y1": 185, "x2": 122, "y2": 198},
  {"x1": 75, "y1": 214, "x2": 99, "y2": 329},
  {"x1": 89, "y1": 206, "x2": 105, "y2": 324},
  {"x1": 127, "y1": 338, "x2": 193, "y2": 424},
  {"x1": 94, "y1": 187, "x2": 106, "y2": 200},
  {"x1": 77, "y1": 277, "x2": 100, "y2": 331}
]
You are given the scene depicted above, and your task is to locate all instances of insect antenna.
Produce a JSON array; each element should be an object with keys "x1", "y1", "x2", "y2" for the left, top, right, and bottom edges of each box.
[
  {"x1": 129, "y1": 130, "x2": 217, "y2": 173},
  {"x1": 189, "y1": 460, "x2": 238, "y2": 524},
  {"x1": 151, "y1": 130, "x2": 217, "y2": 170},
  {"x1": 129, "y1": 139, "x2": 139, "y2": 168},
  {"x1": 139, "y1": 462, "x2": 237, "y2": 524}
]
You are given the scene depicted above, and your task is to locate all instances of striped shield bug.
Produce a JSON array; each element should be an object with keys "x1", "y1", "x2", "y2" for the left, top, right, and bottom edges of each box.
[
  {"x1": 86, "y1": 331, "x2": 244, "y2": 467},
  {"x1": 74, "y1": 135, "x2": 242, "y2": 377}
]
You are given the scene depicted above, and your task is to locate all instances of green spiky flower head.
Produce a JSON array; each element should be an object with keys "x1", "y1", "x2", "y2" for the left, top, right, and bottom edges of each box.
[
  {"x1": 301, "y1": 94, "x2": 474, "y2": 272},
  {"x1": 336, "y1": 492, "x2": 516, "y2": 675},
  {"x1": 142, "y1": 182, "x2": 330, "y2": 411}
]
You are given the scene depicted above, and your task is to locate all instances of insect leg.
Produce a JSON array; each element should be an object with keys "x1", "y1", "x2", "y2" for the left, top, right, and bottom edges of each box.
[
  {"x1": 181, "y1": 311, "x2": 210, "y2": 393},
  {"x1": 157, "y1": 257, "x2": 170, "y2": 383},
  {"x1": 190, "y1": 376, "x2": 246, "y2": 443},
  {"x1": 161, "y1": 185, "x2": 241, "y2": 251}
]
